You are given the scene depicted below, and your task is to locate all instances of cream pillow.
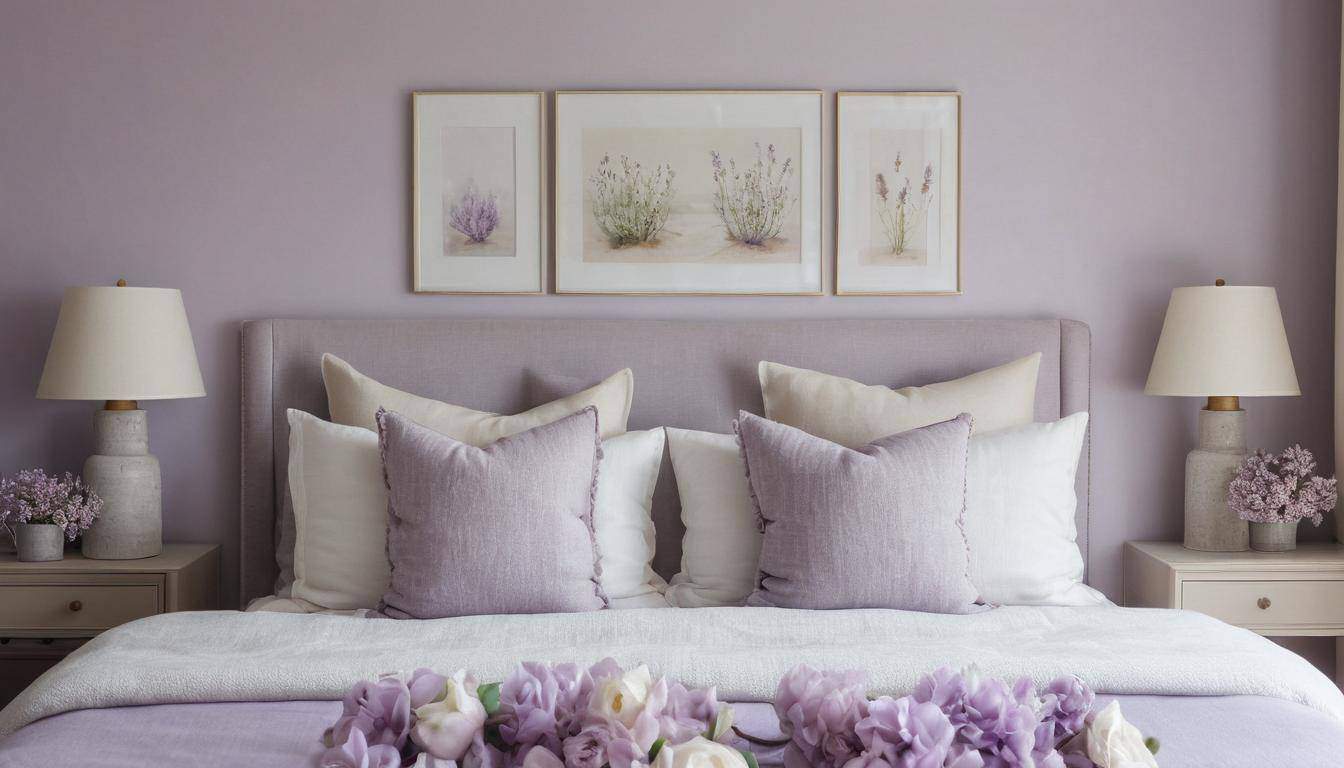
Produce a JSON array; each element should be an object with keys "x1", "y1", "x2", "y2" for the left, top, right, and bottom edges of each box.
[
  {"x1": 758, "y1": 354, "x2": 1040, "y2": 447},
  {"x1": 287, "y1": 407, "x2": 666, "y2": 611},
  {"x1": 322, "y1": 353, "x2": 633, "y2": 440},
  {"x1": 287, "y1": 409, "x2": 390, "y2": 610}
]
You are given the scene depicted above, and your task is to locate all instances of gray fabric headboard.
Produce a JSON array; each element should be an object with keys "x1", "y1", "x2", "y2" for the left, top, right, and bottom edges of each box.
[{"x1": 240, "y1": 318, "x2": 1091, "y2": 608}]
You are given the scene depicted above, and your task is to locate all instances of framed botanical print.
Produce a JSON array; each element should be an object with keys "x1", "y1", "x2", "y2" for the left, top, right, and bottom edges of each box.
[
  {"x1": 836, "y1": 92, "x2": 961, "y2": 295},
  {"x1": 412, "y1": 91, "x2": 545, "y2": 293},
  {"x1": 554, "y1": 90, "x2": 823, "y2": 295}
]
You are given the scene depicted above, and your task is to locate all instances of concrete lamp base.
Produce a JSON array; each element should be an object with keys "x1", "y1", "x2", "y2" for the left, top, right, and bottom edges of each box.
[
  {"x1": 81, "y1": 405, "x2": 162, "y2": 560},
  {"x1": 1183, "y1": 397, "x2": 1249, "y2": 552}
]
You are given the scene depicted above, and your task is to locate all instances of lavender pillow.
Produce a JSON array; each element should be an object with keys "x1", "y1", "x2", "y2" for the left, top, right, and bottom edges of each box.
[
  {"x1": 737, "y1": 411, "x2": 979, "y2": 613},
  {"x1": 374, "y1": 407, "x2": 607, "y2": 619}
]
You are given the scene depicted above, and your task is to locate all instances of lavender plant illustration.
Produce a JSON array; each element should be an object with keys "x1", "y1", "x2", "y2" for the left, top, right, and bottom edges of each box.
[
  {"x1": 710, "y1": 143, "x2": 796, "y2": 247},
  {"x1": 447, "y1": 183, "x2": 500, "y2": 244},
  {"x1": 589, "y1": 154, "x2": 676, "y2": 247},
  {"x1": 875, "y1": 154, "x2": 935, "y2": 255}
]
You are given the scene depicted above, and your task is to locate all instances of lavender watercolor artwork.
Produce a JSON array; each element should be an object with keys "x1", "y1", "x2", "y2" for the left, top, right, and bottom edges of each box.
[
  {"x1": 711, "y1": 142, "x2": 797, "y2": 248},
  {"x1": 581, "y1": 127, "x2": 802, "y2": 264},
  {"x1": 874, "y1": 153, "x2": 934, "y2": 257},
  {"x1": 447, "y1": 184, "x2": 500, "y2": 244},
  {"x1": 440, "y1": 126, "x2": 516, "y2": 258},
  {"x1": 865, "y1": 128, "x2": 942, "y2": 266},
  {"x1": 589, "y1": 154, "x2": 676, "y2": 247}
]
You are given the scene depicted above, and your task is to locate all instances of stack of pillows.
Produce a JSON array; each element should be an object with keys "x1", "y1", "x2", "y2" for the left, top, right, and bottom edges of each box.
[{"x1": 279, "y1": 351, "x2": 1103, "y2": 620}]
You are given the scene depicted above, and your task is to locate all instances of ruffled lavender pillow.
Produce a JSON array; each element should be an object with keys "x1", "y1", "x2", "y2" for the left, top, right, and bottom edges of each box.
[
  {"x1": 373, "y1": 407, "x2": 607, "y2": 619},
  {"x1": 737, "y1": 411, "x2": 979, "y2": 614}
]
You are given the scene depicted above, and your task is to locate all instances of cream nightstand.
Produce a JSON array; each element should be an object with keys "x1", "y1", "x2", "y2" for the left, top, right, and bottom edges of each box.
[
  {"x1": 1124, "y1": 541, "x2": 1344, "y2": 684},
  {"x1": 0, "y1": 543, "x2": 219, "y2": 704}
]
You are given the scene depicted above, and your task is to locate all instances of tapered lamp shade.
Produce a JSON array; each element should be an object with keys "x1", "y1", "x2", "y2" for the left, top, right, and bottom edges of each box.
[
  {"x1": 37, "y1": 286, "x2": 205, "y2": 401},
  {"x1": 1145, "y1": 285, "x2": 1300, "y2": 397}
]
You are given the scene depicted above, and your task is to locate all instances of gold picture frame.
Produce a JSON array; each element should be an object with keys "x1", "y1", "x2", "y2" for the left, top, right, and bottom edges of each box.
[
  {"x1": 835, "y1": 91, "x2": 961, "y2": 296},
  {"x1": 553, "y1": 89, "x2": 824, "y2": 296},
  {"x1": 411, "y1": 91, "x2": 547, "y2": 294}
]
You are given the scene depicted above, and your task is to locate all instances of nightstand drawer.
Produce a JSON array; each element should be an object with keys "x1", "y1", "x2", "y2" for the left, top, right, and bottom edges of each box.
[
  {"x1": 0, "y1": 583, "x2": 161, "y2": 634},
  {"x1": 1182, "y1": 580, "x2": 1344, "y2": 629}
]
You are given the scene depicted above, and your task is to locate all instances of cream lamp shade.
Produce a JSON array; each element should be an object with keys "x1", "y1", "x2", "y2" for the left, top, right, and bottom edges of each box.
[
  {"x1": 37, "y1": 286, "x2": 205, "y2": 401},
  {"x1": 1145, "y1": 285, "x2": 1300, "y2": 397}
]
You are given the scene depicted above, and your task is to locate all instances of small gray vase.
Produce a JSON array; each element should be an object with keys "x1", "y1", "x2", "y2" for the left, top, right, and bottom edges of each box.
[
  {"x1": 15, "y1": 523, "x2": 65, "y2": 562},
  {"x1": 1249, "y1": 521, "x2": 1298, "y2": 552}
]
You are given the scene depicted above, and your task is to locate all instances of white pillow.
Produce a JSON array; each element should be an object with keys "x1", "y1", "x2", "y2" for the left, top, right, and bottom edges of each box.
[
  {"x1": 663, "y1": 415, "x2": 1103, "y2": 608},
  {"x1": 965, "y1": 412, "x2": 1105, "y2": 606},
  {"x1": 286, "y1": 409, "x2": 666, "y2": 610},
  {"x1": 592, "y1": 428, "x2": 668, "y2": 602},
  {"x1": 663, "y1": 428, "x2": 763, "y2": 608}
]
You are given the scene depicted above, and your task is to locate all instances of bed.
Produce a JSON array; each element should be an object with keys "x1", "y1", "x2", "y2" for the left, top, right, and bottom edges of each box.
[{"x1": 1, "y1": 317, "x2": 1342, "y2": 768}]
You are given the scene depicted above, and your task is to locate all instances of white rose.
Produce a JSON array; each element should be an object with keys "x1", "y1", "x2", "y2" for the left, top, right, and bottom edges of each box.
[
  {"x1": 411, "y1": 670, "x2": 487, "y2": 761},
  {"x1": 653, "y1": 737, "x2": 750, "y2": 768},
  {"x1": 592, "y1": 664, "x2": 655, "y2": 729},
  {"x1": 1080, "y1": 701, "x2": 1158, "y2": 768}
]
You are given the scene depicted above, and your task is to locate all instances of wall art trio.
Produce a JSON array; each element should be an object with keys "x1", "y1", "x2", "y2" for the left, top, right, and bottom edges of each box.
[{"x1": 411, "y1": 90, "x2": 959, "y2": 296}]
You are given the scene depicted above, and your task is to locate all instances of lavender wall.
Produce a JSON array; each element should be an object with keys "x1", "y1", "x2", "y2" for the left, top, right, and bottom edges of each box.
[{"x1": 0, "y1": 1, "x2": 1338, "y2": 611}]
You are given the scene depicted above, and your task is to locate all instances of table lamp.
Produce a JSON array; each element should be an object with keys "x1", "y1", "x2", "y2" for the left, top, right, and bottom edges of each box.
[
  {"x1": 1145, "y1": 279, "x2": 1300, "y2": 551},
  {"x1": 36, "y1": 280, "x2": 205, "y2": 559}
]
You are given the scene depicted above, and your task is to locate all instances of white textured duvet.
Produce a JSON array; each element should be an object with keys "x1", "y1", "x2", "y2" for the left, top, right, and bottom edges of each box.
[{"x1": 2, "y1": 605, "x2": 1342, "y2": 737}]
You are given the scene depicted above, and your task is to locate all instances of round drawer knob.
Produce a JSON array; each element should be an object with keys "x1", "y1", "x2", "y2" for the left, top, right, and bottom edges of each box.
[
  {"x1": 1257, "y1": 597, "x2": 1271, "y2": 610},
  {"x1": 67, "y1": 600, "x2": 83, "y2": 612}
]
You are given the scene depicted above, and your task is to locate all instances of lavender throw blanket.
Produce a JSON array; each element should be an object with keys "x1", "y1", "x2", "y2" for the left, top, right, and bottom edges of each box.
[{"x1": 3, "y1": 605, "x2": 1343, "y2": 738}]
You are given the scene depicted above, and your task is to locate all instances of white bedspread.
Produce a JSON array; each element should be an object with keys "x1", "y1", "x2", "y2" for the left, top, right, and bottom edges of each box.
[{"x1": 3, "y1": 605, "x2": 1342, "y2": 737}]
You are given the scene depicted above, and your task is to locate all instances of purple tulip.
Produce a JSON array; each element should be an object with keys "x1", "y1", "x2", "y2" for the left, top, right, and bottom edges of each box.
[
  {"x1": 319, "y1": 728, "x2": 402, "y2": 768},
  {"x1": 325, "y1": 676, "x2": 412, "y2": 752},
  {"x1": 564, "y1": 724, "x2": 615, "y2": 768},
  {"x1": 1042, "y1": 676, "x2": 1095, "y2": 739},
  {"x1": 659, "y1": 682, "x2": 723, "y2": 743},
  {"x1": 911, "y1": 667, "x2": 968, "y2": 712},
  {"x1": 774, "y1": 666, "x2": 869, "y2": 768}
]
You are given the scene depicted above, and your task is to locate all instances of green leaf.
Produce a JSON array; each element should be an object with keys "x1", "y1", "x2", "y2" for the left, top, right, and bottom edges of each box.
[
  {"x1": 741, "y1": 750, "x2": 760, "y2": 768},
  {"x1": 477, "y1": 682, "x2": 501, "y2": 715},
  {"x1": 648, "y1": 738, "x2": 666, "y2": 761},
  {"x1": 1145, "y1": 736, "x2": 1160, "y2": 755}
]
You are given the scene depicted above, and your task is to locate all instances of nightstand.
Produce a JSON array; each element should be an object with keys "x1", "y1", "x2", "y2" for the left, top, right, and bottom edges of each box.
[
  {"x1": 1124, "y1": 541, "x2": 1344, "y2": 684},
  {"x1": 0, "y1": 543, "x2": 219, "y2": 704}
]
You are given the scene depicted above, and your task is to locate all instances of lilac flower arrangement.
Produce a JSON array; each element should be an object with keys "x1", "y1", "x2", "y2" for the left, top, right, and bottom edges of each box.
[
  {"x1": 711, "y1": 143, "x2": 796, "y2": 247},
  {"x1": 752, "y1": 665, "x2": 1157, "y2": 768},
  {"x1": 874, "y1": 154, "x2": 934, "y2": 256},
  {"x1": 320, "y1": 658, "x2": 743, "y2": 768},
  {"x1": 0, "y1": 469, "x2": 102, "y2": 542},
  {"x1": 589, "y1": 155, "x2": 676, "y2": 247},
  {"x1": 321, "y1": 662, "x2": 1157, "y2": 768},
  {"x1": 1228, "y1": 445, "x2": 1337, "y2": 525},
  {"x1": 448, "y1": 184, "x2": 501, "y2": 244}
]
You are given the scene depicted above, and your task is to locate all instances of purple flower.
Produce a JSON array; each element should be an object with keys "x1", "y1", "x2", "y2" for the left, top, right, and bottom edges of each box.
[
  {"x1": 1229, "y1": 446, "x2": 1336, "y2": 525},
  {"x1": 319, "y1": 727, "x2": 402, "y2": 768},
  {"x1": 911, "y1": 667, "x2": 967, "y2": 712},
  {"x1": 775, "y1": 665, "x2": 869, "y2": 768},
  {"x1": 325, "y1": 676, "x2": 412, "y2": 752},
  {"x1": 1042, "y1": 676, "x2": 1095, "y2": 739},
  {"x1": 875, "y1": 173, "x2": 890, "y2": 203},
  {"x1": 447, "y1": 183, "x2": 500, "y2": 243},
  {"x1": 659, "y1": 681, "x2": 724, "y2": 743},
  {"x1": 499, "y1": 661, "x2": 572, "y2": 753},
  {"x1": 0, "y1": 469, "x2": 102, "y2": 541},
  {"x1": 564, "y1": 724, "x2": 616, "y2": 768}
]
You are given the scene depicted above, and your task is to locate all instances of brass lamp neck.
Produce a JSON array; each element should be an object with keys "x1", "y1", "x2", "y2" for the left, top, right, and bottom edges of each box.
[
  {"x1": 104, "y1": 399, "x2": 139, "y2": 411},
  {"x1": 1205, "y1": 395, "x2": 1241, "y2": 412}
]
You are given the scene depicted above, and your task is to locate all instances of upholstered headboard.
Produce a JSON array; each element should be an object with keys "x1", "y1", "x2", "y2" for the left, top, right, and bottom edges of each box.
[{"x1": 240, "y1": 318, "x2": 1091, "y2": 607}]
